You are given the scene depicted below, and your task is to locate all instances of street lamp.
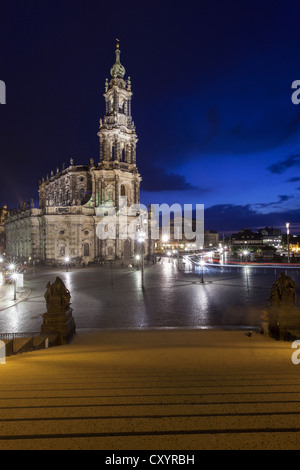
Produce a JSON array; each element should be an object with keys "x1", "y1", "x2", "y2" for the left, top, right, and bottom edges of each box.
[
  {"x1": 199, "y1": 259, "x2": 205, "y2": 284},
  {"x1": 161, "y1": 234, "x2": 168, "y2": 253},
  {"x1": 11, "y1": 272, "x2": 18, "y2": 300},
  {"x1": 137, "y1": 232, "x2": 145, "y2": 289},
  {"x1": 64, "y1": 256, "x2": 70, "y2": 272},
  {"x1": 286, "y1": 222, "x2": 290, "y2": 263},
  {"x1": 242, "y1": 250, "x2": 249, "y2": 263}
]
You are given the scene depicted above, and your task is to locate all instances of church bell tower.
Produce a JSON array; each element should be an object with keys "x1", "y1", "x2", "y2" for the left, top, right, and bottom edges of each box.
[
  {"x1": 97, "y1": 41, "x2": 141, "y2": 210},
  {"x1": 95, "y1": 41, "x2": 143, "y2": 261}
]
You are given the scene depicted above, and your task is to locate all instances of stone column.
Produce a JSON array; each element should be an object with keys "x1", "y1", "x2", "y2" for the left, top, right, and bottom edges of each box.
[
  {"x1": 100, "y1": 178, "x2": 105, "y2": 205},
  {"x1": 132, "y1": 142, "x2": 136, "y2": 164},
  {"x1": 115, "y1": 176, "x2": 119, "y2": 212},
  {"x1": 99, "y1": 137, "x2": 104, "y2": 162},
  {"x1": 115, "y1": 139, "x2": 120, "y2": 162},
  {"x1": 113, "y1": 90, "x2": 118, "y2": 114}
]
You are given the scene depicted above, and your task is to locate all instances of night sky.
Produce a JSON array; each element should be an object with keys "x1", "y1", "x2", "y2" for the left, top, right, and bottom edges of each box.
[{"x1": 1, "y1": 0, "x2": 300, "y2": 234}]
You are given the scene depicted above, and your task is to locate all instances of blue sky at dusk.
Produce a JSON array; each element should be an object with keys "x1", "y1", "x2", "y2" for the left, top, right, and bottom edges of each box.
[{"x1": 1, "y1": 0, "x2": 300, "y2": 234}]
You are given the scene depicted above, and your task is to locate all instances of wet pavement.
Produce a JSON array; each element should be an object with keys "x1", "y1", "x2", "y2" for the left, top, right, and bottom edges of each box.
[{"x1": 0, "y1": 259, "x2": 299, "y2": 333}]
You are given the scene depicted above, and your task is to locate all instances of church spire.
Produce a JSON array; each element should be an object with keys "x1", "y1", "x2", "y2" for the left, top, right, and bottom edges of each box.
[
  {"x1": 98, "y1": 42, "x2": 138, "y2": 168},
  {"x1": 110, "y1": 39, "x2": 126, "y2": 79}
]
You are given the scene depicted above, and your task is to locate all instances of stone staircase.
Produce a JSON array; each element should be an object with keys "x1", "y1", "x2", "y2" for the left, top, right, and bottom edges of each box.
[
  {"x1": 1, "y1": 333, "x2": 61, "y2": 356},
  {"x1": 0, "y1": 329, "x2": 300, "y2": 450}
]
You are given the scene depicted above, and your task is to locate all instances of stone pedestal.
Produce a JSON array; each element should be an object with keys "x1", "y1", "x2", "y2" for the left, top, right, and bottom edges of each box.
[
  {"x1": 268, "y1": 305, "x2": 300, "y2": 340},
  {"x1": 41, "y1": 304, "x2": 76, "y2": 344}
]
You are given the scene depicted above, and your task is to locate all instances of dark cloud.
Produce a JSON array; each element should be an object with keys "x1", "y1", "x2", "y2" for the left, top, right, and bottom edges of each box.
[
  {"x1": 278, "y1": 194, "x2": 292, "y2": 203},
  {"x1": 268, "y1": 153, "x2": 300, "y2": 174},
  {"x1": 252, "y1": 194, "x2": 293, "y2": 210},
  {"x1": 286, "y1": 176, "x2": 300, "y2": 182}
]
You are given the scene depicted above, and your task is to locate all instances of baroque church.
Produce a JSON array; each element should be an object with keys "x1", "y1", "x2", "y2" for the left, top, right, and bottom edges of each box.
[{"x1": 5, "y1": 43, "x2": 152, "y2": 265}]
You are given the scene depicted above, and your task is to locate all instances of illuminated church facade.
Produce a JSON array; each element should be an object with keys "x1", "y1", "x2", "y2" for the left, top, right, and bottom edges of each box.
[{"x1": 5, "y1": 43, "x2": 152, "y2": 265}]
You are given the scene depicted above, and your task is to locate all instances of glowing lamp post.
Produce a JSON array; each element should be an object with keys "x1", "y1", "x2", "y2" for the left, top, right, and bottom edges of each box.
[
  {"x1": 161, "y1": 234, "x2": 168, "y2": 253},
  {"x1": 138, "y1": 232, "x2": 146, "y2": 289},
  {"x1": 199, "y1": 259, "x2": 205, "y2": 284},
  {"x1": 135, "y1": 231, "x2": 146, "y2": 289},
  {"x1": 242, "y1": 250, "x2": 249, "y2": 263},
  {"x1": 64, "y1": 256, "x2": 70, "y2": 272},
  {"x1": 11, "y1": 272, "x2": 18, "y2": 300},
  {"x1": 286, "y1": 222, "x2": 290, "y2": 263}
]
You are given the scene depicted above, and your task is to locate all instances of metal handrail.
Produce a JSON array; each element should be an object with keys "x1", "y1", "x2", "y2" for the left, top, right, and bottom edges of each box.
[{"x1": 0, "y1": 332, "x2": 41, "y2": 340}]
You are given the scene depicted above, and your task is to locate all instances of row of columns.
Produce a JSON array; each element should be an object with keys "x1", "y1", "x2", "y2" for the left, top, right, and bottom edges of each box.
[
  {"x1": 105, "y1": 93, "x2": 132, "y2": 116},
  {"x1": 100, "y1": 138, "x2": 136, "y2": 164}
]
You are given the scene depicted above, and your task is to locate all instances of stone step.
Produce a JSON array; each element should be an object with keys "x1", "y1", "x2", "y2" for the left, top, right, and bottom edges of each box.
[{"x1": 0, "y1": 330, "x2": 299, "y2": 449}]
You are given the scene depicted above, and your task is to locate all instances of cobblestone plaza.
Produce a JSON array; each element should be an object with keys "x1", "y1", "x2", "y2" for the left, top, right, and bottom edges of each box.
[{"x1": 1, "y1": 261, "x2": 299, "y2": 334}]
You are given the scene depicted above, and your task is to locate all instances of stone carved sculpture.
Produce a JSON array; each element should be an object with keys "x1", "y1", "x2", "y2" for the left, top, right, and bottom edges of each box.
[
  {"x1": 270, "y1": 272, "x2": 297, "y2": 307},
  {"x1": 41, "y1": 277, "x2": 75, "y2": 343},
  {"x1": 44, "y1": 277, "x2": 71, "y2": 311},
  {"x1": 267, "y1": 272, "x2": 299, "y2": 340}
]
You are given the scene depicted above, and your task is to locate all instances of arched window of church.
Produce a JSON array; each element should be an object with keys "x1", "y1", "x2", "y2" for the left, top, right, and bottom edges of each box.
[
  {"x1": 120, "y1": 185, "x2": 126, "y2": 196},
  {"x1": 84, "y1": 243, "x2": 89, "y2": 257},
  {"x1": 112, "y1": 145, "x2": 115, "y2": 161},
  {"x1": 121, "y1": 148, "x2": 125, "y2": 162}
]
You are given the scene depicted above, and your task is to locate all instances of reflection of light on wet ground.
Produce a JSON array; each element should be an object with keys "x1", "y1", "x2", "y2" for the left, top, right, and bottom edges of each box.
[
  {"x1": 242, "y1": 266, "x2": 251, "y2": 294},
  {"x1": 7, "y1": 307, "x2": 23, "y2": 331},
  {"x1": 196, "y1": 283, "x2": 209, "y2": 323},
  {"x1": 132, "y1": 268, "x2": 143, "y2": 290},
  {"x1": 61, "y1": 272, "x2": 74, "y2": 293},
  {"x1": 1, "y1": 303, "x2": 30, "y2": 333},
  {"x1": 1, "y1": 263, "x2": 300, "y2": 333}
]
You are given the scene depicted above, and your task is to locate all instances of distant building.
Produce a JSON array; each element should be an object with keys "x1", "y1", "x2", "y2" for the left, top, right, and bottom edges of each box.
[
  {"x1": 230, "y1": 228, "x2": 264, "y2": 247},
  {"x1": 258, "y1": 227, "x2": 282, "y2": 247},
  {"x1": 204, "y1": 230, "x2": 219, "y2": 248},
  {"x1": 155, "y1": 218, "x2": 216, "y2": 253}
]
